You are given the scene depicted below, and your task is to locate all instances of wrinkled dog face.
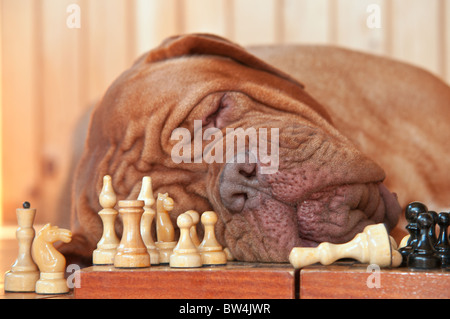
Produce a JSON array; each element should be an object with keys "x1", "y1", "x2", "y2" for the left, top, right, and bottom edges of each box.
[
  {"x1": 195, "y1": 91, "x2": 400, "y2": 262},
  {"x1": 71, "y1": 34, "x2": 401, "y2": 263}
]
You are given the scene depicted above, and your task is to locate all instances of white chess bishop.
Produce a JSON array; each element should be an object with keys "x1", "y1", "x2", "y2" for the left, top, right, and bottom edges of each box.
[
  {"x1": 138, "y1": 176, "x2": 160, "y2": 265},
  {"x1": 93, "y1": 175, "x2": 120, "y2": 265}
]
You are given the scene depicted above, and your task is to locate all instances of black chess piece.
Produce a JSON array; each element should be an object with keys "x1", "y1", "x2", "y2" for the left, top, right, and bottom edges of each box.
[
  {"x1": 407, "y1": 212, "x2": 441, "y2": 270},
  {"x1": 435, "y1": 212, "x2": 450, "y2": 268},
  {"x1": 428, "y1": 211, "x2": 438, "y2": 246},
  {"x1": 399, "y1": 202, "x2": 428, "y2": 266}
]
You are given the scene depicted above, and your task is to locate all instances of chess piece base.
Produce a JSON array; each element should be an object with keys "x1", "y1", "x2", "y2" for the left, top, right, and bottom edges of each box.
[
  {"x1": 170, "y1": 252, "x2": 202, "y2": 268},
  {"x1": 148, "y1": 249, "x2": 160, "y2": 265},
  {"x1": 35, "y1": 272, "x2": 69, "y2": 294},
  {"x1": 4, "y1": 270, "x2": 39, "y2": 292},
  {"x1": 156, "y1": 241, "x2": 177, "y2": 264},
  {"x1": 93, "y1": 248, "x2": 116, "y2": 265},
  {"x1": 114, "y1": 248, "x2": 150, "y2": 268},
  {"x1": 398, "y1": 246, "x2": 412, "y2": 267},
  {"x1": 391, "y1": 250, "x2": 403, "y2": 268},
  {"x1": 436, "y1": 249, "x2": 450, "y2": 268},
  {"x1": 408, "y1": 253, "x2": 441, "y2": 270},
  {"x1": 201, "y1": 251, "x2": 227, "y2": 266}
]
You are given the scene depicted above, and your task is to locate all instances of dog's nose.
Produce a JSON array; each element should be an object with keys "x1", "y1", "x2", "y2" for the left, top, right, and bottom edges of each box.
[{"x1": 219, "y1": 160, "x2": 259, "y2": 213}]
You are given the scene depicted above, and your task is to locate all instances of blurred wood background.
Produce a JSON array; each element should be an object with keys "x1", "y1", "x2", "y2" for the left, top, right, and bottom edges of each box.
[{"x1": 1, "y1": 0, "x2": 449, "y2": 226}]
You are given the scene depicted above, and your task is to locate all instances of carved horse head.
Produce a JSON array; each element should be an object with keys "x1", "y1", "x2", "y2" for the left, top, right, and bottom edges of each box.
[{"x1": 32, "y1": 223, "x2": 72, "y2": 273}]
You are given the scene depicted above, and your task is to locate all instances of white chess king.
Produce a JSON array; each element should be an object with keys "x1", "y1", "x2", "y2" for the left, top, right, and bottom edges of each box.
[{"x1": 4, "y1": 202, "x2": 40, "y2": 292}]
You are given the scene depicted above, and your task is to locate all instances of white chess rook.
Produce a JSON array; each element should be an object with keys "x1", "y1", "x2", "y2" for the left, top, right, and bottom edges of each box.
[{"x1": 114, "y1": 200, "x2": 151, "y2": 268}]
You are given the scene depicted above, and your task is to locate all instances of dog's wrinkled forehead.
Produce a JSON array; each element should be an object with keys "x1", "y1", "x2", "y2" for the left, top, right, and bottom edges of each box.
[
  {"x1": 144, "y1": 33, "x2": 304, "y2": 89},
  {"x1": 95, "y1": 33, "x2": 335, "y2": 148},
  {"x1": 117, "y1": 34, "x2": 333, "y2": 125}
]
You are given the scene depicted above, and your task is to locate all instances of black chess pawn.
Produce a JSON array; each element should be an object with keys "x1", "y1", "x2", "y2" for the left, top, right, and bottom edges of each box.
[
  {"x1": 435, "y1": 212, "x2": 450, "y2": 268},
  {"x1": 407, "y1": 212, "x2": 441, "y2": 270},
  {"x1": 428, "y1": 211, "x2": 438, "y2": 246},
  {"x1": 399, "y1": 202, "x2": 428, "y2": 266}
]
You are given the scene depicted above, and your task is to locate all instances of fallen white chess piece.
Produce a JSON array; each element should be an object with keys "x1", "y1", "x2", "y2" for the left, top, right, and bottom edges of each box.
[{"x1": 289, "y1": 223, "x2": 402, "y2": 269}]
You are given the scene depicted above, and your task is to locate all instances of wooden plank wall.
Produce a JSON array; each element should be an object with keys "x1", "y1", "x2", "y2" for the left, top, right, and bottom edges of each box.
[
  {"x1": 0, "y1": 0, "x2": 2, "y2": 226},
  {"x1": 1, "y1": 0, "x2": 449, "y2": 226}
]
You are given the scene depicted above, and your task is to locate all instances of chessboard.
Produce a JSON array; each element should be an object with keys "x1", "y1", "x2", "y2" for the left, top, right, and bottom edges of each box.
[
  {"x1": 73, "y1": 262, "x2": 296, "y2": 299},
  {"x1": 299, "y1": 261, "x2": 450, "y2": 299},
  {"x1": 3, "y1": 261, "x2": 450, "y2": 299},
  {"x1": 71, "y1": 261, "x2": 450, "y2": 299}
]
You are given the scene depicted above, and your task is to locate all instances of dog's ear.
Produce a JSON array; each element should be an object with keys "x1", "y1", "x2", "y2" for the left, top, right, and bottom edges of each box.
[{"x1": 145, "y1": 33, "x2": 304, "y2": 89}]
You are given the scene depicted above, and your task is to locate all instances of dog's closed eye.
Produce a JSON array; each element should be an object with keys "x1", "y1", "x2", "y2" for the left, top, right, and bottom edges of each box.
[{"x1": 202, "y1": 93, "x2": 233, "y2": 129}]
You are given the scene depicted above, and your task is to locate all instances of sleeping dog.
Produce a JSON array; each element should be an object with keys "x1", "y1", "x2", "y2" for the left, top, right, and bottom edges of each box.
[{"x1": 60, "y1": 34, "x2": 450, "y2": 264}]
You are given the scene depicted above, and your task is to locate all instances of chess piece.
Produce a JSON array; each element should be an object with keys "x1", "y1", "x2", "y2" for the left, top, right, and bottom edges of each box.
[
  {"x1": 407, "y1": 212, "x2": 441, "y2": 270},
  {"x1": 114, "y1": 200, "x2": 150, "y2": 268},
  {"x1": 155, "y1": 193, "x2": 177, "y2": 264},
  {"x1": 428, "y1": 211, "x2": 438, "y2": 246},
  {"x1": 4, "y1": 202, "x2": 40, "y2": 292},
  {"x1": 398, "y1": 202, "x2": 427, "y2": 266},
  {"x1": 435, "y1": 212, "x2": 450, "y2": 268},
  {"x1": 224, "y1": 247, "x2": 235, "y2": 261},
  {"x1": 389, "y1": 236, "x2": 398, "y2": 250},
  {"x1": 198, "y1": 211, "x2": 227, "y2": 265},
  {"x1": 399, "y1": 235, "x2": 410, "y2": 248},
  {"x1": 170, "y1": 213, "x2": 202, "y2": 268},
  {"x1": 185, "y1": 210, "x2": 201, "y2": 247},
  {"x1": 289, "y1": 223, "x2": 402, "y2": 269},
  {"x1": 138, "y1": 176, "x2": 159, "y2": 265},
  {"x1": 93, "y1": 175, "x2": 120, "y2": 265},
  {"x1": 31, "y1": 223, "x2": 72, "y2": 294}
]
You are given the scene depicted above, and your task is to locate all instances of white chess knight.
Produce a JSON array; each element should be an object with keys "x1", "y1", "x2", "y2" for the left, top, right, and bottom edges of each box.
[
  {"x1": 32, "y1": 223, "x2": 72, "y2": 294},
  {"x1": 289, "y1": 223, "x2": 402, "y2": 269}
]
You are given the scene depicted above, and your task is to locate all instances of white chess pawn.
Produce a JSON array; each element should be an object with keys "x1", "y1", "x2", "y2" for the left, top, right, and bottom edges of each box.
[
  {"x1": 185, "y1": 210, "x2": 201, "y2": 247},
  {"x1": 93, "y1": 175, "x2": 120, "y2": 265},
  {"x1": 138, "y1": 176, "x2": 159, "y2": 265},
  {"x1": 399, "y1": 235, "x2": 410, "y2": 248},
  {"x1": 4, "y1": 202, "x2": 40, "y2": 292},
  {"x1": 155, "y1": 193, "x2": 177, "y2": 264},
  {"x1": 170, "y1": 213, "x2": 202, "y2": 268},
  {"x1": 198, "y1": 211, "x2": 227, "y2": 266}
]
